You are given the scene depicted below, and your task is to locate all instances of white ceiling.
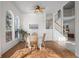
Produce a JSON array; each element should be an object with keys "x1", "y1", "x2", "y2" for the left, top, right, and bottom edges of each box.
[{"x1": 12, "y1": 1, "x2": 68, "y2": 14}]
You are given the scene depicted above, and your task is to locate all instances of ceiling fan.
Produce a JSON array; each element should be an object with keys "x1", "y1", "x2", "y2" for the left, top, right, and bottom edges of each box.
[{"x1": 34, "y1": 5, "x2": 45, "y2": 13}]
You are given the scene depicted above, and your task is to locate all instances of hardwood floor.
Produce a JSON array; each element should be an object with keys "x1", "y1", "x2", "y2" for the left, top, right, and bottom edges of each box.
[
  {"x1": 2, "y1": 41, "x2": 76, "y2": 58},
  {"x1": 2, "y1": 41, "x2": 25, "y2": 58}
]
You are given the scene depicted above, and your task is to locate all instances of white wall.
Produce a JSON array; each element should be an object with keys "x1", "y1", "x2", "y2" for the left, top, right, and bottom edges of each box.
[
  {"x1": 46, "y1": 29, "x2": 53, "y2": 41},
  {"x1": 75, "y1": 1, "x2": 79, "y2": 57},
  {"x1": 0, "y1": 2, "x2": 2, "y2": 57},
  {"x1": 64, "y1": 19, "x2": 75, "y2": 33},
  {"x1": 21, "y1": 12, "x2": 47, "y2": 39},
  {"x1": 0, "y1": 1, "x2": 21, "y2": 55},
  {"x1": 63, "y1": 8, "x2": 75, "y2": 17},
  {"x1": 21, "y1": 11, "x2": 54, "y2": 41},
  {"x1": 22, "y1": 13, "x2": 45, "y2": 32}
]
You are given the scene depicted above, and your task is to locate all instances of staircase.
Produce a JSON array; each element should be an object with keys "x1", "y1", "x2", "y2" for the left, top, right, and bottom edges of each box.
[{"x1": 53, "y1": 22, "x2": 75, "y2": 53}]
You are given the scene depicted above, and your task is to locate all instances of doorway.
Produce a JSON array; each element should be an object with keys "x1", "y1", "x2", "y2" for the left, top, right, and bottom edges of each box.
[{"x1": 63, "y1": 1, "x2": 75, "y2": 52}]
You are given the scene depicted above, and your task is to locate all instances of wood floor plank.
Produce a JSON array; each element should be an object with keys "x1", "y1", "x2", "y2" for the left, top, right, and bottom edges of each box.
[{"x1": 2, "y1": 41, "x2": 76, "y2": 58}]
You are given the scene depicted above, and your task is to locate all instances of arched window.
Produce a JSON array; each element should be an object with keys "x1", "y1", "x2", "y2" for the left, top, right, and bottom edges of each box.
[{"x1": 6, "y1": 10, "x2": 14, "y2": 42}]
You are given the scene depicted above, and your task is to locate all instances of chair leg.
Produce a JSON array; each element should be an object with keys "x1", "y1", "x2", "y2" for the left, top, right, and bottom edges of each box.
[{"x1": 43, "y1": 42, "x2": 45, "y2": 48}]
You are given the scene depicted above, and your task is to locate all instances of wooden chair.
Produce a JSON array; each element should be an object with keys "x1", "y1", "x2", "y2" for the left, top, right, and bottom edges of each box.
[
  {"x1": 31, "y1": 32, "x2": 38, "y2": 50},
  {"x1": 42, "y1": 33, "x2": 46, "y2": 48},
  {"x1": 24, "y1": 33, "x2": 31, "y2": 49}
]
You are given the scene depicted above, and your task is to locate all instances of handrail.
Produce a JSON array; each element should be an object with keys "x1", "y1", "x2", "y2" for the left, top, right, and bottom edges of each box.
[
  {"x1": 55, "y1": 22, "x2": 62, "y2": 28},
  {"x1": 55, "y1": 22, "x2": 62, "y2": 34},
  {"x1": 54, "y1": 22, "x2": 67, "y2": 38},
  {"x1": 55, "y1": 27, "x2": 62, "y2": 34}
]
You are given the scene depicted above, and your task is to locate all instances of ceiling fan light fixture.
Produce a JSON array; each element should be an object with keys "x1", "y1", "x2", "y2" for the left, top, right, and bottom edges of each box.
[
  {"x1": 35, "y1": 8, "x2": 40, "y2": 12},
  {"x1": 34, "y1": 5, "x2": 45, "y2": 13}
]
